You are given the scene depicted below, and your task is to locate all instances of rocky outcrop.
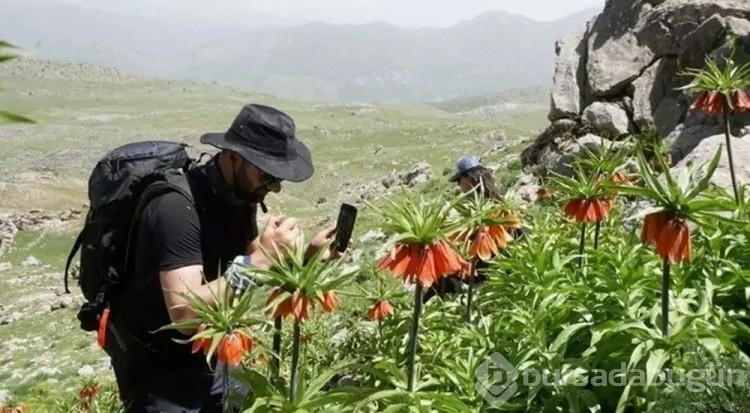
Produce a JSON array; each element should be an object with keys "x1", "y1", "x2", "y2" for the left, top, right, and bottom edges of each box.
[
  {"x1": 337, "y1": 162, "x2": 433, "y2": 207},
  {"x1": 524, "y1": 0, "x2": 750, "y2": 179},
  {"x1": 0, "y1": 209, "x2": 82, "y2": 257}
]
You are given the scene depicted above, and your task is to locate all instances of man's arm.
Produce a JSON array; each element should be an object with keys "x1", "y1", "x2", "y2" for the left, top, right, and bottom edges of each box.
[
  {"x1": 149, "y1": 197, "x2": 295, "y2": 333},
  {"x1": 159, "y1": 265, "x2": 229, "y2": 333}
]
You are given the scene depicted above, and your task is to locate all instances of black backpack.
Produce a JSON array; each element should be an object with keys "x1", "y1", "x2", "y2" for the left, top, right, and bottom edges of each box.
[{"x1": 64, "y1": 141, "x2": 201, "y2": 332}]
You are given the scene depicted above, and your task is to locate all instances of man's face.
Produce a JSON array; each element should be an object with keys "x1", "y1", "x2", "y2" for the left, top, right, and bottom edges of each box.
[
  {"x1": 458, "y1": 175, "x2": 473, "y2": 193},
  {"x1": 231, "y1": 156, "x2": 282, "y2": 204}
]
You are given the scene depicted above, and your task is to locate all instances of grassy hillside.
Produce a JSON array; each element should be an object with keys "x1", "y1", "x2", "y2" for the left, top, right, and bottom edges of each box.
[{"x1": 0, "y1": 57, "x2": 548, "y2": 403}]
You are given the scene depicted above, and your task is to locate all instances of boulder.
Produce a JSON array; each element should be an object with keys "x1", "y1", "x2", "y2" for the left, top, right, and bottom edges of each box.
[
  {"x1": 582, "y1": 101, "x2": 632, "y2": 137},
  {"x1": 549, "y1": 25, "x2": 589, "y2": 121},
  {"x1": 521, "y1": 0, "x2": 750, "y2": 184},
  {"x1": 671, "y1": 132, "x2": 750, "y2": 195}
]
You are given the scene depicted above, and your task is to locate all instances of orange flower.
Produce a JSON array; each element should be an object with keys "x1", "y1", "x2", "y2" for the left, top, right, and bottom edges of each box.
[
  {"x1": 469, "y1": 224, "x2": 511, "y2": 261},
  {"x1": 690, "y1": 90, "x2": 724, "y2": 116},
  {"x1": 378, "y1": 241, "x2": 464, "y2": 287},
  {"x1": 641, "y1": 211, "x2": 672, "y2": 246},
  {"x1": 611, "y1": 171, "x2": 629, "y2": 185},
  {"x1": 191, "y1": 324, "x2": 212, "y2": 355},
  {"x1": 318, "y1": 290, "x2": 339, "y2": 313},
  {"x1": 655, "y1": 218, "x2": 692, "y2": 264},
  {"x1": 563, "y1": 198, "x2": 610, "y2": 223},
  {"x1": 496, "y1": 210, "x2": 522, "y2": 230},
  {"x1": 732, "y1": 90, "x2": 750, "y2": 113},
  {"x1": 217, "y1": 330, "x2": 253, "y2": 367},
  {"x1": 267, "y1": 287, "x2": 294, "y2": 318},
  {"x1": 79, "y1": 384, "x2": 100, "y2": 401},
  {"x1": 290, "y1": 291, "x2": 311, "y2": 322},
  {"x1": 459, "y1": 259, "x2": 474, "y2": 280},
  {"x1": 1, "y1": 404, "x2": 28, "y2": 413},
  {"x1": 367, "y1": 299, "x2": 394, "y2": 321}
]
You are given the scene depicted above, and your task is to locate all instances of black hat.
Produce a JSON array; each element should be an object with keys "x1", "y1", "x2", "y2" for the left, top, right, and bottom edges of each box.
[{"x1": 200, "y1": 104, "x2": 314, "y2": 182}]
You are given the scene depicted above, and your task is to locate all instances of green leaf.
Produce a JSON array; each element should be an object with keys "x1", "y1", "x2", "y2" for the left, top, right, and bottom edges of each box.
[
  {"x1": 615, "y1": 382, "x2": 633, "y2": 413},
  {"x1": 685, "y1": 145, "x2": 723, "y2": 201},
  {"x1": 0, "y1": 110, "x2": 34, "y2": 123},
  {"x1": 645, "y1": 349, "x2": 669, "y2": 392},
  {"x1": 550, "y1": 322, "x2": 591, "y2": 353}
]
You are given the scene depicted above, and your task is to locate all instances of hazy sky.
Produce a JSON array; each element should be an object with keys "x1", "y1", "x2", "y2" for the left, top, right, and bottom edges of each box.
[{"x1": 52, "y1": 0, "x2": 605, "y2": 27}]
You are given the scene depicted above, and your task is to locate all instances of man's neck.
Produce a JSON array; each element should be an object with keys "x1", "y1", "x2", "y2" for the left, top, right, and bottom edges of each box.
[{"x1": 204, "y1": 156, "x2": 248, "y2": 207}]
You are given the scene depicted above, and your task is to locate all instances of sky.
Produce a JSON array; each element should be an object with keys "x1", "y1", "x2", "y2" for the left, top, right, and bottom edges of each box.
[{"x1": 49, "y1": 0, "x2": 605, "y2": 27}]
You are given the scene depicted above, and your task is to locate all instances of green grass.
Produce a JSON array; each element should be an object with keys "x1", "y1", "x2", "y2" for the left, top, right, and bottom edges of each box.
[{"x1": 0, "y1": 56, "x2": 550, "y2": 406}]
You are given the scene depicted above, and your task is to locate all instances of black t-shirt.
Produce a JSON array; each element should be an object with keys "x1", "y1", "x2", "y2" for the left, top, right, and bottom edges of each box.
[{"x1": 111, "y1": 163, "x2": 258, "y2": 406}]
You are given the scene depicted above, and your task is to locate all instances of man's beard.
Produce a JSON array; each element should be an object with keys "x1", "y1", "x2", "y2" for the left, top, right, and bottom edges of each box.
[{"x1": 232, "y1": 166, "x2": 268, "y2": 204}]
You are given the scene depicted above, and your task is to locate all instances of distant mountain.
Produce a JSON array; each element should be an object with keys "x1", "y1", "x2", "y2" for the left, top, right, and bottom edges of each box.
[{"x1": 3, "y1": 1, "x2": 600, "y2": 102}]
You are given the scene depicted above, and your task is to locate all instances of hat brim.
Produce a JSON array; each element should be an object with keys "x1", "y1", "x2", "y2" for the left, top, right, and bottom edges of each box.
[{"x1": 200, "y1": 132, "x2": 314, "y2": 182}]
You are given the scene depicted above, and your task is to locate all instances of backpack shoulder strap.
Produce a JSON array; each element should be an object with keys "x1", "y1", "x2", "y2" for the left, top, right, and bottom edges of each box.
[
  {"x1": 63, "y1": 230, "x2": 84, "y2": 294},
  {"x1": 122, "y1": 173, "x2": 195, "y2": 276},
  {"x1": 133, "y1": 173, "x2": 194, "y2": 220}
]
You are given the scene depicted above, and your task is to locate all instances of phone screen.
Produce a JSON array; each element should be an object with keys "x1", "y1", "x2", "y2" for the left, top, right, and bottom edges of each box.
[{"x1": 334, "y1": 203, "x2": 357, "y2": 252}]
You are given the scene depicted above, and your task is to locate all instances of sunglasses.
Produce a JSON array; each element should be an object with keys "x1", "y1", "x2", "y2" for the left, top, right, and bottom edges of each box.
[{"x1": 260, "y1": 170, "x2": 282, "y2": 187}]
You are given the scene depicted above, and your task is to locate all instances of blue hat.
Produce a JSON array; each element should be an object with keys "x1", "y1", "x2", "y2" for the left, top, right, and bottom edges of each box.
[{"x1": 449, "y1": 155, "x2": 482, "y2": 182}]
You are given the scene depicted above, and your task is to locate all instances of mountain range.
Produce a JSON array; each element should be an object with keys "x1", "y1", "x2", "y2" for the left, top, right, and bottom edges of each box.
[{"x1": 4, "y1": 0, "x2": 599, "y2": 102}]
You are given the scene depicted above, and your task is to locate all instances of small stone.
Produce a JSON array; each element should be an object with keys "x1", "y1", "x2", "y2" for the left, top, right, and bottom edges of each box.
[
  {"x1": 20, "y1": 256, "x2": 42, "y2": 267},
  {"x1": 78, "y1": 365, "x2": 95, "y2": 377}
]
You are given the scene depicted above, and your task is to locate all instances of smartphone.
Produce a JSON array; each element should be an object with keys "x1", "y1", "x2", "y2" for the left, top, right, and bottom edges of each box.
[{"x1": 333, "y1": 203, "x2": 357, "y2": 252}]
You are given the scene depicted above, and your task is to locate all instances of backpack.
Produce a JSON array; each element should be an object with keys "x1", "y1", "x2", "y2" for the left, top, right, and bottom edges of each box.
[{"x1": 64, "y1": 140, "x2": 201, "y2": 333}]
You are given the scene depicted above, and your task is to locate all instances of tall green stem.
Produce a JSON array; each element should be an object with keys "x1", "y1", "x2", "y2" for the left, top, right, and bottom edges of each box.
[
  {"x1": 289, "y1": 321, "x2": 301, "y2": 402},
  {"x1": 271, "y1": 316, "x2": 282, "y2": 383},
  {"x1": 661, "y1": 259, "x2": 671, "y2": 337},
  {"x1": 465, "y1": 264, "x2": 475, "y2": 324},
  {"x1": 724, "y1": 106, "x2": 740, "y2": 204},
  {"x1": 222, "y1": 361, "x2": 229, "y2": 412},
  {"x1": 594, "y1": 221, "x2": 601, "y2": 250},
  {"x1": 578, "y1": 223, "x2": 587, "y2": 269},
  {"x1": 407, "y1": 283, "x2": 423, "y2": 392}
]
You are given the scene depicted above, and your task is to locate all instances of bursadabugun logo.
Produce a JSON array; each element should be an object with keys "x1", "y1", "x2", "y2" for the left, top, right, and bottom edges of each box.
[
  {"x1": 475, "y1": 351, "x2": 746, "y2": 407},
  {"x1": 475, "y1": 352, "x2": 519, "y2": 408}
]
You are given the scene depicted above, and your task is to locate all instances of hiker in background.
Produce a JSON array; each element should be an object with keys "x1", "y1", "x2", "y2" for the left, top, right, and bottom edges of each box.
[
  {"x1": 423, "y1": 155, "x2": 523, "y2": 303},
  {"x1": 108, "y1": 104, "x2": 343, "y2": 412}
]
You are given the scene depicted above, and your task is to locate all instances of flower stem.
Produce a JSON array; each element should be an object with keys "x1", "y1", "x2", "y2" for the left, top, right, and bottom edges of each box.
[
  {"x1": 222, "y1": 361, "x2": 229, "y2": 413},
  {"x1": 407, "y1": 283, "x2": 423, "y2": 392},
  {"x1": 271, "y1": 316, "x2": 282, "y2": 383},
  {"x1": 378, "y1": 318, "x2": 383, "y2": 348},
  {"x1": 578, "y1": 223, "x2": 587, "y2": 269},
  {"x1": 466, "y1": 266, "x2": 475, "y2": 324},
  {"x1": 724, "y1": 107, "x2": 740, "y2": 204},
  {"x1": 289, "y1": 321, "x2": 301, "y2": 403},
  {"x1": 661, "y1": 259, "x2": 671, "y2": 337},
  {"x1": 594, "y1": 221, "x2": 601, "y2": 250}
]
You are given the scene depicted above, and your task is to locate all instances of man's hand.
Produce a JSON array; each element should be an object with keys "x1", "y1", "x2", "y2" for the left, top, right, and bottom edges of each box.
[
  {"x1": 305, "y1": 224, "x2": 350, "y2": 263},
  {"x1": 250, "y1": 215, "x2": 301, "y2": 268}
]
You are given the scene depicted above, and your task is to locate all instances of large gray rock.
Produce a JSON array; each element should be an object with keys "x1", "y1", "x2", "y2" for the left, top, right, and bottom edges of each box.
[
  {"x1": 0, "y1": 218, "x2": 17, "y2": 257},
  {"x1": 671, "y1": 133, "x2": 750, "y2": 195},
  {"x1": 631, "y1": 57, "x2": 684, "y2": 136},
  {"x1": 587, "y1": 0, "x2": 750, "y2": 98},
  {"x1": 549, "y1": 25, "x2": 589, "y2": 121},
  {"x1": 586, "y1": 1, "x2": 658, "y2": 98},
  {"x1": 582, "y1": 102, "x2": 632, "y2": 137},
  {"x1": 522, "y1": 0, "x2": 750, "y2": 184}
]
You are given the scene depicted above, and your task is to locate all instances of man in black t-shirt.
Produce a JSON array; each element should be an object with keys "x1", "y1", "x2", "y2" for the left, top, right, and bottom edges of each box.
[{"x1": 109, "y1": 104, "x2": 340, "y2": 412}]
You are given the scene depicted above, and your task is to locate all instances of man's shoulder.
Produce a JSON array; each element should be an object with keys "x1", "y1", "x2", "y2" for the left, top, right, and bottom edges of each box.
[{"x1": 142, "y1": 190, "x2": 197, "y2": 222}]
